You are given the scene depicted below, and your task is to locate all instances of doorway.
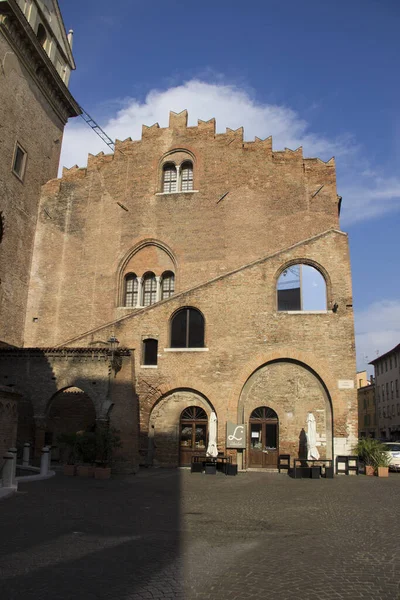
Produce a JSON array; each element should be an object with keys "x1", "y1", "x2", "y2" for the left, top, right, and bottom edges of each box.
[
  {"x1": 179, "y1": 406, "x2": 208, "y2": 466},
  {"x1": 248, "y1": 406, "x2": 278, "y2": 468}
]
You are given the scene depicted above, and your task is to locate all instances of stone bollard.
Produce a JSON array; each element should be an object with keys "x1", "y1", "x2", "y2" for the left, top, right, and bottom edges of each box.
[
  {"x1": 2, "y1": 452, "x2": 15, "y2": 488},
  {"x1": 22, "y1": 443, "x2": 30, "y2": 467},
  {"x1": 40, "y1": 446, "x2": 50, "y2": 476},
  {"x1": 8, "y1": 447, "x2": 18, "y2": 487}
]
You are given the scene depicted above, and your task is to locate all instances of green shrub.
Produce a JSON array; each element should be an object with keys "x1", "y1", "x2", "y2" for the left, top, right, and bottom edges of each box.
[{"x1": 354, "y1": 437, "x2": 390, "y2": 468}]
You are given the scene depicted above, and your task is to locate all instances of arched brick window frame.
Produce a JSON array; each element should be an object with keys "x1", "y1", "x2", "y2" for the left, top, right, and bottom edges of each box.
[
  {"x1": 275, "y1": 260, "x2": 332, "y2": 312},
  {"x1": 158, "y1": 149, "x2": 197, "y2": 193},
  {"x1": 117, "y1": 240, "x2": 177, "y2": 307}
]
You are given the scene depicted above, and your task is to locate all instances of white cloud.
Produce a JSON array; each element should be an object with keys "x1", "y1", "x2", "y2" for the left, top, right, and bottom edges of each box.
[
  {"x1": 59, "y1": 79, "x2": 400, "y2": 224},
  {"x1": 354, "y1": 300, "x2": 400, "y2": 373},
  {"x1": 60, "y1": 80, "x2": 353, "y2": 172},
  {"x1": 339, "y1": 176, "x2": 400, "y2": 225}
]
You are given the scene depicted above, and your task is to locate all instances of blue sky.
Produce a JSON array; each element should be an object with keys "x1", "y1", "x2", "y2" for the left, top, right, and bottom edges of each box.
[{"x1": 59, "y1": 0, "x2": 400, "y2": 373}]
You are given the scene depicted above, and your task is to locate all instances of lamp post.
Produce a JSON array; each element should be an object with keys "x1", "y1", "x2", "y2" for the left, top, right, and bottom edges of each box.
[{"x1": 107, "y1": 336, "x2": 121, "y2": 376}]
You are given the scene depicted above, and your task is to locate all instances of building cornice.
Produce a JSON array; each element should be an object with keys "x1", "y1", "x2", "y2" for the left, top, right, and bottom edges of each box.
[{"x1": 0, "y1": 0, "x2": 81, "y2": 124}]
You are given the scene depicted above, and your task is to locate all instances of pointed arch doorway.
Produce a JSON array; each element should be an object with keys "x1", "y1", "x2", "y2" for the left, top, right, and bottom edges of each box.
[{"x1": 248, "y1": 406, "x2": 279, "y2": 468}]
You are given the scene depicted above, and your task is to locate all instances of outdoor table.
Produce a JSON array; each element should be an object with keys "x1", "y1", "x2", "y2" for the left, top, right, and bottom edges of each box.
[
  {"x1": 293, "y1": 459, "x2": 334, "y2": 479},
  {"x1": 191, "y1": 455, "x2": 232, "y2": 474}
]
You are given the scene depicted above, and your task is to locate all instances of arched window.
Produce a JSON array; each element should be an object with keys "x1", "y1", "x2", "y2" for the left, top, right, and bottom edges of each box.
[
  {"x1": 124, "y1": 273, "x2": 138, "y2": 307},
  {"x1": 277, "y1": 264, "x2": 327, "y2": 311},
  {"x1": 37, "y1": 23, "x2": 47, "y2": 47},
  {"x1": 161, "y1": 271, "x2": 175, "y2": 300},
  {"x1": 142, "y1": 338, "x2": 158, "y2": 366},
  {"x1": 163, "y1": 163, "x2": 177, "y2": 193},
  {"x1": 170, "y1": 308, "x2": 204, "y2": 348},
  {"x1": 181, "y1": 161, "x2": 193, "y2": 191},
  {"x1": 142, "y1": 272, "x2": 157, "y2": 306}
]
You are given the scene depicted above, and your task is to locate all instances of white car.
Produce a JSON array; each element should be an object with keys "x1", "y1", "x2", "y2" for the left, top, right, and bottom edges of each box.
[{"x1": 384, "y1": 442, "x2": 400, "y2": 471}]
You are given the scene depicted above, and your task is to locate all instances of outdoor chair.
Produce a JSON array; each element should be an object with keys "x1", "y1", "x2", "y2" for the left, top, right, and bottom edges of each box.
[
  {"x1": 335, "y1": 455, "x2": 349, "y2": 475},
  {"x1": 278, "y1": 454, "x2": 290, "y2": 473}
]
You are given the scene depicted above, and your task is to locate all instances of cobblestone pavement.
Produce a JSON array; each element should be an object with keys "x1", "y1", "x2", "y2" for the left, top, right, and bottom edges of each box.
[{"x1": 0, "y1": 470, "x2": 399, "y2": 600}]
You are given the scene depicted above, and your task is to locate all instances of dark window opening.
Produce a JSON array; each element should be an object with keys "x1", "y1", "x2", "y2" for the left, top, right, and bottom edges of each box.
[
  {"x1": 143, "y1": 339, "x2": 158, "y2": 366},
  {"x1": 13, "y1": 144, "x2": 27, "y2": 180},
  {"x1": 170, "y1": 308, "x2": 204, "y2": 348},
  {"x1": 37, "y1": 23, "x2": 47, "y2": 46}
]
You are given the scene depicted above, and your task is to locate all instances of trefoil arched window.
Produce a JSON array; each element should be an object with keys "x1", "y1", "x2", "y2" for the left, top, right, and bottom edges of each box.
[
  {"x1": 125, "y1": 273, "x2": 138, "y2": 307},
  {"x1": 161, "y1": 271, "x2": 175, "y2": 300},
  {"x1": 163, "y1": 163, "x2": 177, "y2": 193},
  {"x1": 142, "y1": 272, "x2": 157, "y2": 306}
]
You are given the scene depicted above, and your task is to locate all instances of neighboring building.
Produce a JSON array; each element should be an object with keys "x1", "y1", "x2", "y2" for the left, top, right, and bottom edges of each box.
[
  {"x1": 0, "y1": 0, "x2": 80, "y2": 347},
  {"x1": 357, "y1": 371, "x2": 377, "y2": 438},
  {"x1": 0, "y1": 109, "x2": 358, "y2": 471},
  {"x1": 370, "y1": 344, "x2": 400, "y2": 441}
]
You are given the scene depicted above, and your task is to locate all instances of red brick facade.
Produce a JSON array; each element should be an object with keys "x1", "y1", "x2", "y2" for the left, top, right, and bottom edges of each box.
[{"x1": 4, "y1": 111, "x2": 357, "y2": 470}]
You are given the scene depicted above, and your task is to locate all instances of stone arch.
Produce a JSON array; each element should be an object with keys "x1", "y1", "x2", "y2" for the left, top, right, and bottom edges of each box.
[
  {"x1": 148, "y1": 388, "x2": 214, "y2": 467},
  {"x1": 158, "y1": 148, "x2": 197, "y2": 191},
  {"x1": 117, "y1": 239, "x2": 177, "y2": 306},
  {"x1": 238, "y1": 359, "x2": 333, "y2": 464},
  {"x1": 45, "y1": 386, "x2": 97, "y2": 449}
]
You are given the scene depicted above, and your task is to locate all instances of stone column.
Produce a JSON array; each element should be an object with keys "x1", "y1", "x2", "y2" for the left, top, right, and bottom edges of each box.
[
  {"x1": 22, "y1": 443, "x2": 30, "y2": 467},
  {"x1": 40, "y1": 446, "x2": 50, "y2": 476},
  {"x1": 9, "y1": 447, "x2": 18, "y2": 487},
  {"x1": 175, "y1": 164, "x2": 181, "y2": 192},
  {"x1": 135, "y1": 277, "x2": 143, "y2": 308},
  {"x1": 155, "y1": 276, "x2": 162, "y2": 302},
  {"x1": 34, "y1": 415, "x2": 47, "y2": 458},
  {"x1": 2, "y1": 452, "x2": 15, "y2": 488}
]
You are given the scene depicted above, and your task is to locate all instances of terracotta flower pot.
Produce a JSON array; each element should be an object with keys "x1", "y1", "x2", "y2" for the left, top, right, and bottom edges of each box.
[
  {"x1": 77, "y1": 465, "x2": 95, "y2": 477},
  {"x1": 94, "y1": 466, "x2": 111, "y2": 480},
  {"x1": 365, "y1": 465, "x2": 375, "y2": 476},
  {"x1": 377, "y1": 466, "x2": 389, "y2": 478},
  {"x1": 63, "y1": 464, "x2": 76, "y2": 476}
]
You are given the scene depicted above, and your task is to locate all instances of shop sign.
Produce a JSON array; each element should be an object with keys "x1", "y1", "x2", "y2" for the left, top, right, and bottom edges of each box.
[{"x1": 226, "y1": 422, "x2": 246, "y2": 448}]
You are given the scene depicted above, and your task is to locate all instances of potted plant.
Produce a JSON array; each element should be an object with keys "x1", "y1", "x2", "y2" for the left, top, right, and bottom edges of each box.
[
  {"x1": 57, "y1": 433, "x2": 78, "y2": 476},
  {"x1": 375, "y1": 447, "x2": 391, "y2": 477},
  {"x1": 75, "y1": 431, "x2": 96, "y2": 477},
  {"x1": 353, "y1": 437, "x2": 381, "y2": 476},
  {"x1": 94, "y1": 425, "x2": 121, "y2": 480}
]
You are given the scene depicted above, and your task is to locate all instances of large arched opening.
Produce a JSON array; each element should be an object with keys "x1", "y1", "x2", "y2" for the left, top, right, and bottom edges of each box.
[
  {"x1": 46, "y1": 387, "x2": 96, "y2": 460},
  {"x1": 239, "y1": 360, "x2": 333, "y2": 469},
  {"x1": 148, "y1": 389, "x2": 214, "y2": 467}
]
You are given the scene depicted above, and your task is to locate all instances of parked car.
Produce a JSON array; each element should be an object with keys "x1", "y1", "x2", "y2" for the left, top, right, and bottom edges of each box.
[{"x1": 383, "y1": 442, "x2": 400, "y2": 472}]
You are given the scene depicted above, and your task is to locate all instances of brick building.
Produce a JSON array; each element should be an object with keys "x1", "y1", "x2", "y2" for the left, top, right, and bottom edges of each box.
[
  {"x1": 0, "y1": 5, "x2": 358, "y2": 472},
  {"x1": 0, "y1": 106, "x2": 358, "y2": 471},
  {"x1": 0, "y1": 0, "x2": 79, "y2": 456},
  {"x1": 370, "y1": 344, "x2": 400, "y2": 440},
  {"x1": 357, "y1": 371, "x2": 377, "y2": 439}
]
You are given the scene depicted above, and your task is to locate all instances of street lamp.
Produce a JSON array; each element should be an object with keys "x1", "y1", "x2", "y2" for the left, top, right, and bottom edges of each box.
[{"x1": 107, "y1": 336, "x2": 121, "y2": 376}]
